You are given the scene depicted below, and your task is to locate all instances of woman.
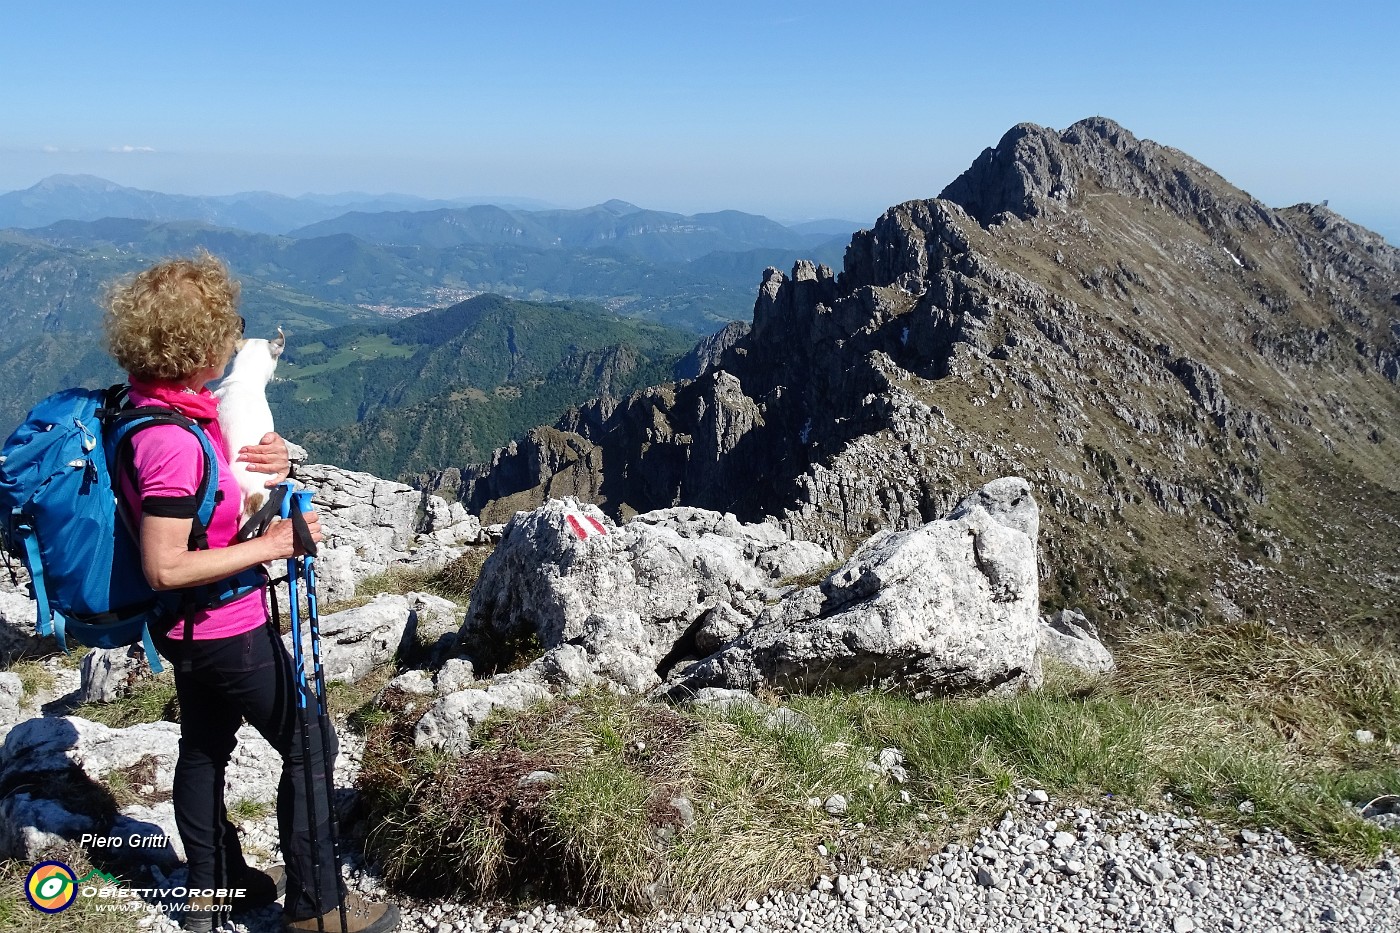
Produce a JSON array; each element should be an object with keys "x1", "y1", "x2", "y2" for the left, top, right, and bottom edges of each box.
[{"x1": 103, "y1": 252, "x2": 399, "y2": 933}]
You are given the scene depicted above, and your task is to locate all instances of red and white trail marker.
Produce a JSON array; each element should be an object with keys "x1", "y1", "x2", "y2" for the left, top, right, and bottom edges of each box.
[{"x1": 566, "y1": 512, "x2": 609, "y2": 540}]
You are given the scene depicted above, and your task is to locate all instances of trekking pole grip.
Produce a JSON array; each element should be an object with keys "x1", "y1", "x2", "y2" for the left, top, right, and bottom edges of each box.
[{"x1": 288, "y1": 488, "x2": 318, "y2": 559}]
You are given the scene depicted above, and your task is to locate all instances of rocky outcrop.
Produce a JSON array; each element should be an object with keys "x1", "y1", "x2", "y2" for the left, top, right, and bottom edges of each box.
[
  {"x1": 0, "y1": 673, "x2": 21, "y2": 721},
  {"x1": 302, "y1": 462, "x2": 484, "y2": 604},
  {"x1": 416, "y1": 480, "x2": 1041, "y2": 751},
  {"x1": 669, "y1": 478, "x2": 1042, "y2": 696},
  {"x1": 0, "y1": 715, "x2": 282, "y2": 864},
  {"x1": 1037, "y1": 609, "x2": 1115, "y2": 675},
  {"x1": 424, "y1": 118, "x2": 1400, "y2": 635},
  {"x1": 455, "y1": 497, "x2": 835, "y2": 695},
  {"x1": 673, "y1": 320, "x2": 751, "y2": 380},
  {"x1": 77, "y1": 647, "x2": 150, "y2": 704},
  {"x1": 283, "y1": 594, "x2": 414, "y2": 684},
  {"x1": 0, "y1": 590, "x2": 42, "y2": 664}
]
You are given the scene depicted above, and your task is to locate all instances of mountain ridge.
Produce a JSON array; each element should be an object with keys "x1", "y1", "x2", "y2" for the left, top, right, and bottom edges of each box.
[
  {"x1": 0, "y1": 175, "x2": 553, "y2": 234},
  {"x1": 422, "y1": 117, "x2": 1400, "y2": 637}
]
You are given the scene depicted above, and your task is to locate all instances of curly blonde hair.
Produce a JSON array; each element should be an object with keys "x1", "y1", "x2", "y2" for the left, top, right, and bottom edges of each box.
[{"x1": 103, "y1": 250, "x2": 243, "y2": 381}]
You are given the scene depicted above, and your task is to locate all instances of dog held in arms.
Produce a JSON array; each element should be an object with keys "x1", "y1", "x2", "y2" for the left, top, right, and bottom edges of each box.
[{"x1": 215, "y1": 328, "x2": 284, "y2": 519}]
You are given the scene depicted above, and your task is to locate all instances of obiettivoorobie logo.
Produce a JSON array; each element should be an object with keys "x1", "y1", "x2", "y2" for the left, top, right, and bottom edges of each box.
[
  {"x1": 24, "y1": 862, "x2": 125, "y2": 913},
  {"x1": 22, "y1": 861, "x2": 248, "y2": 916},
  {"x1": 24, "y1": 861, "x2": 80, "y2": 912}
]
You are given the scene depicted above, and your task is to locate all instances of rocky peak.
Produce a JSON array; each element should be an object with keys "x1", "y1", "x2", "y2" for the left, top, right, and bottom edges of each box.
[
  {"x1": 938, "y1": 117, "x2": 1280, "y2": 239},
  {"x1": 426, "y1": 118, "x2": 1400, "y2": 635}
]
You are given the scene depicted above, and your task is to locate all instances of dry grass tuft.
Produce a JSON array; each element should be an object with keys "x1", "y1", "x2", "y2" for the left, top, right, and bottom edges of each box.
[
  {"x1": 328, "y1": 547, "x2": 494, "y2": 614},
  {"x1": 0, "y1": 845, "x2": 147, "y2": 933}
]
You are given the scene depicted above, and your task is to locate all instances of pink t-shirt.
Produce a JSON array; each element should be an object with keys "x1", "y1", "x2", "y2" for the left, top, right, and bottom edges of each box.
[{"x1": 119, "y1": 389, "x2": 268, "y2": 640}]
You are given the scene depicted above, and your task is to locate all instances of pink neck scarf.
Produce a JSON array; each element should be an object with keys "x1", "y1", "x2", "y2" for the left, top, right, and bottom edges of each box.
[{"x1": 127, "y1": 378, "x2": 221, "y2": 423}]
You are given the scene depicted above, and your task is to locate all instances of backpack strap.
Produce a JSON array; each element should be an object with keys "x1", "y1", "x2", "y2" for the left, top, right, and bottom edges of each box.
[
  {"x1": 106, "y1": 404, "x2": 222, "y2": 553},
  {"x1": 102, "y1": 389, "x2": 253, "y2": 671},
  {"x1": 11, "y1": 515, "x2": 55, "y2": 640}
]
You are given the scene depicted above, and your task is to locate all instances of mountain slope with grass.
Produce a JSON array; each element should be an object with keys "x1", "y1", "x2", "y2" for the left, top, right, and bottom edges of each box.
[
  {"x1": 427, "y1": 117, "x2": 1400, "y2": 638},
  {"x1": 275, "y1": 294, "x2": 695, "y2": 478}
]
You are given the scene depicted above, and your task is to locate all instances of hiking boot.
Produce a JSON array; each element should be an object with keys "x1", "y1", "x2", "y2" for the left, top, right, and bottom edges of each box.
[
  {"x1": 181, "y1": 865, "x2": 286, "y2": 930},
  {"x1": 282, "y1": 892, "x2": 400, "y2": 933},
  {"x1": 232, "y1": 864, "x2": 286, "y2": 914}
]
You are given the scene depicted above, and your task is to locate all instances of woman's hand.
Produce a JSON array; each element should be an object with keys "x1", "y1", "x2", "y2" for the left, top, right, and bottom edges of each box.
[
  {"x1": 260, "y1": 510, "x2": 324, "y2": 561},
  {"x1": 238, "y1": 432, "x2": 292, "y2": 486}
]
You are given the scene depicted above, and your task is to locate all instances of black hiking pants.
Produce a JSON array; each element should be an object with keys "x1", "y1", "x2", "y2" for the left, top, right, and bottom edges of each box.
[{"x1": 154, "y1": 617, "x2": 340, "y2": 921}]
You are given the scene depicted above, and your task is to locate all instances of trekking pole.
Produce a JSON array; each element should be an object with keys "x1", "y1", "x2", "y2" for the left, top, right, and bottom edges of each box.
[
  {"x1": 291, "y1": 488, "x2": 349, "y2": 933},
  {"x1": 281, "y1": 491, "x2": 328, "y2": 932}
]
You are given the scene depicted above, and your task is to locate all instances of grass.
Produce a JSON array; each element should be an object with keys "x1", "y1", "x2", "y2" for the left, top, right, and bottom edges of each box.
[
  {"x1": 5, "y1": 658, "x2": 55, "y2": 699},
  {"x1": 73, "y1": 676, "x2": 179, "y2": 728},
  {"x1": 0, "y1": 846, "x2": 146, "y2": 933},
  {"x1": 324, "y1": 547, "x2": 491, "y2": 614},
  {"x1": 102, "y1": 755, "x2": 170, "y2": 809},
  {"x1": 229, "y1": 797, "x2": 273, "y2": 822},
  {"x1": 1, "y1": 647, "x2": 86, "y2": 704},
  {"x1": 329, "y1": 663, "x2": 398, "y2": 736},
  {"x1": 356, "y1": 622, "x2": 1400, "y2": 913},
  {"x1": 776, "y1": 558, "x2": 844, "y2": 591}
]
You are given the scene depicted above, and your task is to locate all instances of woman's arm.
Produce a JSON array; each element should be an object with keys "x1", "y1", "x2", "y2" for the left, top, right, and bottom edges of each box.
[{"x1": 140, "y1": 511, "x2": 323, "y2": 591}]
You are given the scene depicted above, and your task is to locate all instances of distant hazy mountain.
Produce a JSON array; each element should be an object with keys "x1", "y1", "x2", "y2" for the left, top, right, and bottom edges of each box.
[
  {"x1": 0, "y1": 207, "x2": 852, "y2": 429},
  {"x1": 12, "y1": 217, "x2": 786, "y2": 331},
  {"x1": 0, "y1": 181, "x2": 856, "y2": 446},
  {"x1": 783, "y1": 218, "x2": 866, "y2": 238},
  {"x1": 288, "y1": 202, "x2": 829, "y2": 262},
  {"x1": 0, "y1": 175, "x2": 552, "y2": 235}
]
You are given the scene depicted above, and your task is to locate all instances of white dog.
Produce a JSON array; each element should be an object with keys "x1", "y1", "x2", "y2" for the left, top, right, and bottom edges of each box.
[{"x1": 214, "y1": 328, "x2": 284, "y2": 519}]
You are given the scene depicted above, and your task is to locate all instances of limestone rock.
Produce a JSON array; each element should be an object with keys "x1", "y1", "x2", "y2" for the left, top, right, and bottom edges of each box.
[
  {"x1": 670, "y1": 479, "x2": 1041, "y2": 696},
  {"x1": 0, "y1": 716, "x2": 180, "y2": 790},
  {"x1": 0, "y1": 793, "x2": 93, "y2": 859},
  {"x1": 406, "y1": 591, "x2": 461, "y2": 664},
  {"x1": 457, "y1": 498, "x2": 834, "y2": 693},
  {"x1": 284, "y1": 594, "x2": 412, "y2": 684},
  {"x1": 0, "y1": 590, "x2": 42, "y2": 664},
  {"x1": 77, "y1": 646, "x2": 152, "y2": 704},
  {"x1": 0, "y1": 673, "x2": 22, "y2": 722},
  {"x1": 109, "y1": 803, "x2": 183, "y2": 868},
  {"x1": 296, "y1": 463, "x2": 484, "y2": 604},
  {"x1": 387, "y1": 670, "x2": 436, "y2": 696},
  {"x1": 434, "y1": 658, "x2": 476, "y2": 695},
  {"x1": 414, "y1": 677, "x2": 551, "y2": 752},
  {"x1": 1038, "y1": 609, "x2": 1115, "y2": 675},
  {"x1": 0, "y1": 716, "x2": 282, "y2": 862}
]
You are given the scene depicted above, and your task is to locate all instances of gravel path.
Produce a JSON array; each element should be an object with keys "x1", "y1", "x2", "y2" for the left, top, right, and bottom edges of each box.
[{"x1": 134, "y1": 793, "x2": 1398, "y2": 933}]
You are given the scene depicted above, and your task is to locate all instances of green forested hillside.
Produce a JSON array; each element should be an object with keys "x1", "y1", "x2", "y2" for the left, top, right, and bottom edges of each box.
[
  {"x1": 0, "y1": 210, "x2": 837, "y2": 469},
  {"x1": 272, "y1": 295, "x2": 694, "y2": 478},
  {"x1": 0, "y1": 233, "x2": 377, "y2": 428}
]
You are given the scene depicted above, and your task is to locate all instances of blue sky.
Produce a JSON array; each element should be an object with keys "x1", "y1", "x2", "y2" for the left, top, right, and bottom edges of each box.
[{"x1": 2, "y1": 1, "x2": 1396, "y2": 236}]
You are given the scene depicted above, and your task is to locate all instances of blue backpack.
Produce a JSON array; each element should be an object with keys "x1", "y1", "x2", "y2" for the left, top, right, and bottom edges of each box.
[{"x1": 0, "y1": 384, "x2": 263, "y2": 672}]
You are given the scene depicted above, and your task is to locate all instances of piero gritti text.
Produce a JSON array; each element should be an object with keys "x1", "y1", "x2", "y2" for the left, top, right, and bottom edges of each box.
[{"x1": 78, "y1": 831, "x2": 171, "y2": 849}]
